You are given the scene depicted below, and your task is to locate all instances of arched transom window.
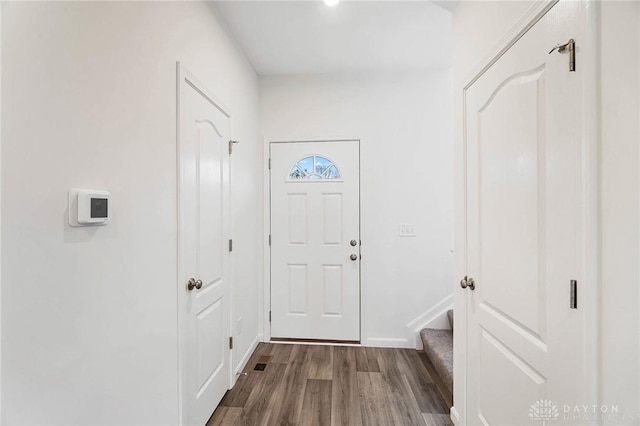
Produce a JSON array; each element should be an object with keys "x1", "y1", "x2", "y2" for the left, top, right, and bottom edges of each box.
[{"x1": 288, "y1": 155, "x2": 341, "y2": 181}]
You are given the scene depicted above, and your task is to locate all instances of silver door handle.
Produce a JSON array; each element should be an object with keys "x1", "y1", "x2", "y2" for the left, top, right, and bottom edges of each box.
[
  {"x1": 350, "y1": 254, "x2": 358, "y2": 261},
  {"x1": 187, "y1": 278, "x2": 197, "y2": 291},
  {"x1": 460, "y1": 276, "x2": 476, "y2": 290},
  {"x1": 187, "y1": 278, "x2": 203, "y2": 291},
  {"x1": 467, "y1": 278, "x2": 475, "y2": 290},
  {"x1": 350, "y1": 240, "x2": 358, "y2": 247}
]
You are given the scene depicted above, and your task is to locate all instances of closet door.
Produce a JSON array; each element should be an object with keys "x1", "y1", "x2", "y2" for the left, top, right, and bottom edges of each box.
[{"x1": 463, "y1": 1, "x2": 586, "y2": 423}]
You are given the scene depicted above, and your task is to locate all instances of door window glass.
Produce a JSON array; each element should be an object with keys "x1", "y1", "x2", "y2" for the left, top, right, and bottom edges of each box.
[{"x1": 288, "y1": 155, "x2": 342, "y2": 181}]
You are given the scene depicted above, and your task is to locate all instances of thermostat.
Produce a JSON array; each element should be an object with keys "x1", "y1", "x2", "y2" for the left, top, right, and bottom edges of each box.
[{"x1": 68, "y1": 189, "x2": 111, "y2": 226}]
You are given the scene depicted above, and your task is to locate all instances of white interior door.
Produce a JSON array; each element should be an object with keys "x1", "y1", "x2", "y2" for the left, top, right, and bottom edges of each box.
[
  {"x1": 464, "y1": 2, "x2": 585, "y2": 424},
  {"x1": 178, "y1": 65, "x2": 231, "y2": 426},
  {"x1": 270, "y1": 141, "x2": 360, "y2": 341}
]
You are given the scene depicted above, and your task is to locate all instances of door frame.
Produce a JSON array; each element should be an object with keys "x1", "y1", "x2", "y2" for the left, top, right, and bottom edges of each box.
[
  {"x1": 262, "y1": 138, "x2": 362, "y2": 342},
  {"x1": 176, "y1": 62, "x2": 234, "y2": 426},
  {"x1": 454, "y1": 1, "x2": 599, "y2": 424}
]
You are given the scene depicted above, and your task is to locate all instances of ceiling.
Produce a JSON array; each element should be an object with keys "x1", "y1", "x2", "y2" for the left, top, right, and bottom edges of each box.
[{"x1": 214, "y1": 1, "x2": 453, "y2": 75}]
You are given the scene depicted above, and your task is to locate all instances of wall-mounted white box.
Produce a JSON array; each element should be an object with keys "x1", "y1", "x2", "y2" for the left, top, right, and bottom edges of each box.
[{"x1": 68, "y1": 189, "x2": 111, "y2": 227}]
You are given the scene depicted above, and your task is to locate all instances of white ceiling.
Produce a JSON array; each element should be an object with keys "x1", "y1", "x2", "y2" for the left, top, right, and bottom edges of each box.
[{"x1": 214, "y1": 1, "x2": 453, "y2": 75}]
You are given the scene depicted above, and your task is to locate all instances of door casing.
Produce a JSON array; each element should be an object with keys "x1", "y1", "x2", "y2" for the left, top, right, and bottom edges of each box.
[
  {"x1": 453, "y1": 1, "x2": 599, "y2": 424},
  {"x1": 262, "y1": 138, "x2": 363, "y2": 342}
]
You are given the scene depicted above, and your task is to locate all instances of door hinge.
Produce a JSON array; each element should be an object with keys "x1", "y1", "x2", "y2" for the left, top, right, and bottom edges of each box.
[
  {"x1": 268, "y1": 158, "x2": 271, "y2": 170},
  {"x1": 229, "y1": 336, "x2": 233, "y2": 350},
  {"x1": 229, "y1": 239, "x2": 233, "y2": 252},
  {"x1": 570, "y1": 280, "x2": 577, "y2": 309},
  {"x1": 229, "y1": 140, "x2": 239, "y2": 154},
  {"x1": 549, "y1": 38, "x2": 575, "y2": 72},
  {"x1": 268, "y1": 234, "x2": 271, "y2": 246},
  {"x1": 269, "y1": 311, "x2": 271, "y2": 322}
]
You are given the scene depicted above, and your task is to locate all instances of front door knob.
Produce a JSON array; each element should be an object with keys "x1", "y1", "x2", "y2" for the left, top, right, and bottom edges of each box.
[
  {"x1": 350, "y1": 240, "x2": 358, "y2": 247},
  {"x1": 350, "y1": 254, "x2": 358, "y2": 261},
  {"x1": 195, "y1": 279, "x2": 203, "y2": 290}
]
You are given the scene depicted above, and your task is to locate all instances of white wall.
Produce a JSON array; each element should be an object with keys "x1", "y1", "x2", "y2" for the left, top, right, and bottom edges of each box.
[
  {"x1": 1, "y1": 3, "x2": 261, "y2": 425},
  {"x1": 453, "y1": 0, "x2": 640, "y2": 424},
  {"x1": 259, "y1": 70, "x2": 454, "y2": 348}
]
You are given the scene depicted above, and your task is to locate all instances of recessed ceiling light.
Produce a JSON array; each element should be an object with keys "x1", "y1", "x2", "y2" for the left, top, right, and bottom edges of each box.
[{"x1": 324, "y1": 0, "x2": 340, "y2": 7}]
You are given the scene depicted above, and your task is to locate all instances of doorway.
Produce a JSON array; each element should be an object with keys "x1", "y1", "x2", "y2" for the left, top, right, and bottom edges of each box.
[
  {"x1": 461, "y1": 1, "x2": 591, "y2": 423},
  {"x1": 177, "y1": 64, "x2": 232, "y2": 426},
  {"x1": 269, "y1": 140, "x2": 361, "y2": 342}
]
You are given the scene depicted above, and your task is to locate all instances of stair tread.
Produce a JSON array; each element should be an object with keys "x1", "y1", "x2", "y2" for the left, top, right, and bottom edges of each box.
[{"x1": 420, "y1": 328, "x2": 453, "y2": 393}]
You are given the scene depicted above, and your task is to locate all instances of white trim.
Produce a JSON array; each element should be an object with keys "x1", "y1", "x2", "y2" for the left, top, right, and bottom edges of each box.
[
  {"x1": 176, "y1": 61, "x2": 184, "y2": 426},
  {"x1": 406, "y1": 294, "x2": 453, "y2": 330},
  {"x1": 267, "y1": 136, "x2": 362, "y2": 144},
  {"x1": 450, "y1": 406, "x2": 461, "y2": 426},
  {"x1": 364, "y1": 337, "x2": 411, "y2": 349},
  {"x1": 0, "y1": 1, "x2": 3, "y2": 418},
  {"x1": 233, "y1": 334, "x2": 262, "y2": 379},
  {"x1": 262, "y1": 137, "x2": 362, "y2": 344},
  {"x1": 579, "y1": 0, "x2": 601, "y2": 411},
  {"x1": 462, "y1": 0, "x2": 559, "y2": 91},
  {"x1": 406, "y1": 294, "x2": 453, "y2": 349},
  {"x1": 358, "y1": 139, "x2": 366, "y2": 346},
  {"x1": 456, "y1": 0, "x2": 600, "y2": 422},
  {"x1": 269, "y1": 340, "x2": 361, "y2": 348},
  {"x1": 176, "y1": 62, "x2": 234, "y2": 426},
  {"x1": 262, "y1": 137, "x2": 271, "y2": 341}
]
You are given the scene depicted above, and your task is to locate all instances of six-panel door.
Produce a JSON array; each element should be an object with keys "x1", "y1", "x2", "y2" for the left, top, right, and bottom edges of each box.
[{"x1": 270, "y1": 141, "x2": 360, "y2": 341}]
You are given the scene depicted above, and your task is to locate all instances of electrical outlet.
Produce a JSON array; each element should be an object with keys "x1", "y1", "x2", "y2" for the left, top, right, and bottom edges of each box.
[{"x1": 398, "y1": 223, "x2": 416, "y2": 237}]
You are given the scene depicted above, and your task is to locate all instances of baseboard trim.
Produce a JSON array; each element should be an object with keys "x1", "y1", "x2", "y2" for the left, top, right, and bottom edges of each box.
[
  {"x1": 269, "y1": 340, "x2": 361, "y2": 348},
  {"x1": 271, "y1": 337, "x2": 359, "y2": 345},
  {"x1": 233, "y1": 333, "x2": 262, "y2": 382},
  {"x1": 450, "y1": 406, "x2": 460, "y2": 425},
  {"x1": 364, "y1": 337, "x2": 411, "y2": 348},
  {"x1": 406, "y1": 294, "x2": 453, "y2": 331},
  {"x1": 406, "y1": 294, "x2": 454, "y2": 349}
]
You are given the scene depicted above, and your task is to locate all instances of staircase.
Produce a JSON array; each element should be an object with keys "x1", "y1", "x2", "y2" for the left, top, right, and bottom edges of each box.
[{"x1": 420, "y1": 310, "x2": 453, "y2": 406}]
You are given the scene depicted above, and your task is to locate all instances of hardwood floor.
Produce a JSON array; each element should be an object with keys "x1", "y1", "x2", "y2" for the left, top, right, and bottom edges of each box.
[{"x1": 207, "y1": 343, "x2": 451, "y2": 426}]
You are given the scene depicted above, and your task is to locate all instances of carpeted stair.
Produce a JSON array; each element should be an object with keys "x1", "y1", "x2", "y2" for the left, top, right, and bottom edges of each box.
[{"x1": 420, "y1": 309, "x2": 453, "y2": 405}]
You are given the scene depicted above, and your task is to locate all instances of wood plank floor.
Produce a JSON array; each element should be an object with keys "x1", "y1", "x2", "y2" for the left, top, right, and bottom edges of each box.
[{"x1": 207, "y1": 343, "x2": 451, "y2": 426}]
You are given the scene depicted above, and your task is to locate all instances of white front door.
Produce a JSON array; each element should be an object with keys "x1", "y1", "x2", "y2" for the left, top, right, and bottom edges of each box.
[
  {"x1": 270, "y1": 140, "x2": 360, "y2": 341},
  {"x1": 178, "y1": 65, "x2": 231, "y2": 426},
  {"x1": 464, "y1": 2, "x2": 586, "y2": 424}
]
